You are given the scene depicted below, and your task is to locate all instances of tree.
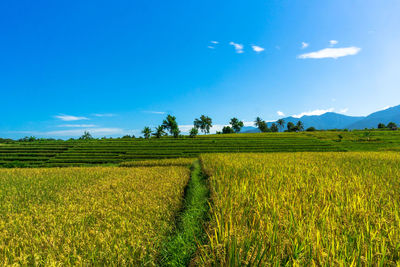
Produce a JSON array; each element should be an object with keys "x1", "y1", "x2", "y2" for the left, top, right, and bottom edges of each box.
[
  {"x1": 387, "y1": 122, "x2": 397, "y2": 130},
  {"x1": 306, "y1": 127, "x2": 316, "y2": 132},
  {"x1": 296, "y1": 121, "x2": 304, "y2": 132},
  {"x1": 230, "y1": 117, "x2": 244, "y2": 133},
  {"x1": 122, "y1": 135, "x2": 134, "y2": 139},
  {"x1": 194, "y1": 115, "x2": 213, "y2": 134},
  {"x1": 222, "y1": 126, "x2": 234, "y2": 134},
  {"x1": 270, "y1": 123, "x2": 278, "y2": 132},
  {"x1": 377, "y1": 123, "x2": 386, "y2": 129},
  {"x1": 287, "y1": 122, "x2": 295, "y2": 132},
  {"x1": 277, "y1": 119, "x2": 285, "y2": 132},
  {"x1": 189, "y1": 127, "x2": 198, "y2": 138},
  {"x1": 254, "y1": 117, "x2": 263, "y2": 128},
  {"x1": 162, "y1": 115, "x2": 178, "y2": 135},
  {"x1": 142, "y1": 127, "x2": 152, "y2": 139},
  {"x1": 255, "y1": 117, "x2": 270, "y2": 133},
  {"x1": 79, "y1": 131, "x2": 93, "y2": 140},
  {"x1": 152, "y1": 125, "x2": 166, "y2": 138},
  {"x1": 172, "y1": 128, "x2": 181, "y2": 138}
]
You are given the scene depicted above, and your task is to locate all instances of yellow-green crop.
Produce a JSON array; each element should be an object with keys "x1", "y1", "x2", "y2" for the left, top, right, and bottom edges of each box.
[
  {"x1": 198, "y1": 152, "x2": 400, "y2": 266},
  {"x1": 0, "y1": 166, "x2": 190, "y2": 265},
  {"x1": 120, "y1": 158, "x2": 195, "y2": 167}
]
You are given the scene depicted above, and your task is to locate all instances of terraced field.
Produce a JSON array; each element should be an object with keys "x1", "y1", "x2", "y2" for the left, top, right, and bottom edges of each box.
[{"x1": 0, "y1": 131, "x2": 399, "y2": 167}]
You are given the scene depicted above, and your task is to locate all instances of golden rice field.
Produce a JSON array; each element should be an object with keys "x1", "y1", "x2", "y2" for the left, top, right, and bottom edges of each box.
[
  {"x1": 197, "y1": 152, "x2": 400, "y2": 266},
  {"x1": 120, "y1": 158, "x2": 195, "y2": 167},
  {"x1": 0, "y1": 166, "x2": 190, "y2": 265}
]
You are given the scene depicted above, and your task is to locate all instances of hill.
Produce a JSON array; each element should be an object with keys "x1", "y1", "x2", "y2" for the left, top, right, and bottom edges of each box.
[
  {"x1": 347, "y1": 105, "x2": 400, "y2": 129},
  {"x1": 242, "y1": 105, "x2": 400, "y2": 132}
]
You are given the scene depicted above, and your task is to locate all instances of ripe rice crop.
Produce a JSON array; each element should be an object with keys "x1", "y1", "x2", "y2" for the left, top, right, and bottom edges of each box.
[
  {"x1": 0, "y1": 166, "x2": 190, "y2": 265},
  {"x1": 197, "y1": 152, "x2": 400, "y2": 266},
  {"x1": 120, "y1": 158, "x2": 195, "y2": 167}
]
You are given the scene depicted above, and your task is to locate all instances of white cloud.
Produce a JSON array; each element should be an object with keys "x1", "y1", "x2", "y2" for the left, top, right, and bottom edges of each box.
[
  {"x1": 277, "y1": 111, "x2": 285, "y2": 116},
  {"x1": 54, "y1": 114, "x2": 89, "y2": 121},
  {"x1": 251, "y1": 45, "x2": 264, "y2": 53},
  {"x1": 292, "y1": 108, "x2": 334, "y2": 118},
  {"x1": 339, "y1": 108, "x2": 349, "y2": 114},
  {"x1": 229, "y1": 42, "x2": 244, "y2": 53},
  {"x1": 329, "y1": 40, "x2": 338, "y2": 46},
  {"x1": 47, "y1": 128, "x2": 124, "y2": 136},
  {"x1": 179, "y1": 124, "x2": 229, "y2": 134},
  {"x1": 379, "y1": 105, "x2": 392, "y2": 111},
  {"x1": 11, "y1": 128, "x2": 127, "y2": 137},
  {"x1": 208, "y1": 46, "x2": 215, "y2": 49},
  {"x1": 298, "y1": 46, "x2": 361, "y2": 59},
  {"x1": 243, "y1": 121, "x2": 255, "y2": 127},
  {"x1": 210, "y1": 41, "x2": 219, "y2": 44},
  {"x1": 301, "y1": 42, "x2": 309, "y2": 49},
  {"x1": 143, "y1": 111, "x2": 166, "y2": 115},
  {"x1": 93, "y1": 113, "x2": 115, "y2": 117},
  {"x1": 58, "y1": 124, "x2": 97, "y2": 128}
]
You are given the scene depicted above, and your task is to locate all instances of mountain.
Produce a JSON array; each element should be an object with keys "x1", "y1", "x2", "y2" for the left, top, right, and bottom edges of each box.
[
  {"x1": 347, "y1": 105, "x2": 400, "y2": 129},
  {"x1": 241, "y1": 105, "x2": 400, "y2": 132}
]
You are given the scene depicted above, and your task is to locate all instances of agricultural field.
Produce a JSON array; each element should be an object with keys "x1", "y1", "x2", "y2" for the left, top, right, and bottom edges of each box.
[
  {"x1": 0, "y1": 166, "x2": 190, "y2": 265},
  {"x1": 197, "y1": 152, "x2": 400, "y2": 266},
  {"x1": 119, "y1": 157, "x2": 195, "y2": 167},
  {"x1": 1, "y1": 131, "x2": 400, "y2": 168}
]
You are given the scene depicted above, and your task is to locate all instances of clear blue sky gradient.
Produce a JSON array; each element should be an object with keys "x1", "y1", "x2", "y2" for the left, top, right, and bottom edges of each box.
[{"x1": 1, "y1": 0, "x2": 400, "y2": 138}]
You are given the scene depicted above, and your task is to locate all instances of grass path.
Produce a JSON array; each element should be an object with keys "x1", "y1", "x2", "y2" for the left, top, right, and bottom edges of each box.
[{"x1": 159, "y1": 160, "x2": 209, "y2": 266}]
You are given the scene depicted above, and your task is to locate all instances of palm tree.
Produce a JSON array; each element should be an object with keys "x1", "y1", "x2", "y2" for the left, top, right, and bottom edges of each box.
[
  {"x1": 152, "y1": 125, "x2": 165, "y2": 138},
  {"x1": 142, "y1": 126, "x2": 152, "y2": 139},
  {"x1": 162, "y1": 115, "x2": 178, "y2": 135},
  {"x1": 254, "y1": 117, "x2": 263, "y2": 128},
  {"x1": 296, "y1": 121, "x2": 304, "y2": 132},
  {"x1": 277, "y1": 119, "x2": 285, "y2": 132}
]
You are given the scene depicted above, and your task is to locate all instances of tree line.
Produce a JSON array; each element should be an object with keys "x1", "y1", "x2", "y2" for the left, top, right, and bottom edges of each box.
[
  {"x1": 7, "y1": 117, "x2": 398, "y2": 142},
  {"x1": 140, "y1": 115, "x2": 311, "y2": 139}
]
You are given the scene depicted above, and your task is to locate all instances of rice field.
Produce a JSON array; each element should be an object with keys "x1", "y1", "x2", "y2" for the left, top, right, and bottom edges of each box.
[
  {"x1": 0, "y1": 166, "x2": 190, "y2": 265},
  {"x1": 120, "y1": 158, "x2": 195, "y2": 167},
  {"x1": 197, "y1": 152, "x2": 400, "y2": 266}
]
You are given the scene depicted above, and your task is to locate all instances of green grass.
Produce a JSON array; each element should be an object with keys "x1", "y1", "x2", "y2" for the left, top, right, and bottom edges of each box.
[{"x1": 160, "y1": 160, "x2": 209, "y2": 266}]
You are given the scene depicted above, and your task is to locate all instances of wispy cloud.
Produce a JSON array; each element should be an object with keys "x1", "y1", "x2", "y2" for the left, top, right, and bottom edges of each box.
[
  {"x1": 229, "y1": 42, "x2": 244, "y2": 53},
  {"x1": 179, "y1": 124, "x2": 228, "y2": 134},
  {"x1": 379, "y1": 105, "x2": 392, "y2": 111},
  {"x1": 301, "y1": 42, "x2": 309, "y2": 49},
  {"x1": 339, "y1": 108, "x2": 349, "y2": 114},
  {"x1": 54, "y1": 114, "x2": 89, "y2": 121},
  {"x1": 143, "y1": 111, "x2": 166, "y2": 115},
  {"x1": 243, "y1": 121, "x2": 255, "y2": 127},
  {"x1": 208, "y1": 46, "x2": 215, "y2": 49},
  {"x1": 210, "y1": 41, "x2": 219, "y2": 44},
  {"x1": 58, "y1": 124, "x2": 97, "y2": 128},
  {"x1": 93, "y1": 113, "x2": 115, "y2": 117},
  {"x1": 298, "y1": 47, "x2": 361, "y2": 59},
  {"x1": 292, "y1": 108, "x2": 334, "y2": 118},
  {"x1": 251, "y1": 45, "x2": 264, "y2": 53},
  {"x1": 11, "y1": 128, "x2": 126, "y2": 137},
  {"x1": 277, "y1": 111, "x2": 285, "y2": 116},
  {"x1": 329, "y1": 40, "x2": 338, "y2": 46}
]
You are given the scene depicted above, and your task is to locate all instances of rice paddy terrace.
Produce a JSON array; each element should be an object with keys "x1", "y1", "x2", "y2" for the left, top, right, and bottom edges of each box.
[{"x1": 1, "y1": 131, "x2": 399, "y2": 167}]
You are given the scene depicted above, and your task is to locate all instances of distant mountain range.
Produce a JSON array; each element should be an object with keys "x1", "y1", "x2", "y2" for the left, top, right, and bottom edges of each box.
[{"x1": 241, "y1": 105, "x2": 400, "y2": 133}]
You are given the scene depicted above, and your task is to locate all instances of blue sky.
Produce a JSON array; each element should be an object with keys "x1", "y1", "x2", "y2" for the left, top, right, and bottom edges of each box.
[{"x1": 1, "y1": 0, "x2": 400, "y2": 138}]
